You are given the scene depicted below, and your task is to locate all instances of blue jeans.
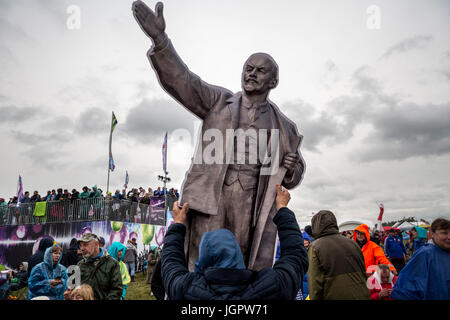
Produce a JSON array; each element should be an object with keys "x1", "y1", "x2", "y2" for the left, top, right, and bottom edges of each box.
[{"x1": 126, "y1": 262, "x2": 135, "y2": 277}]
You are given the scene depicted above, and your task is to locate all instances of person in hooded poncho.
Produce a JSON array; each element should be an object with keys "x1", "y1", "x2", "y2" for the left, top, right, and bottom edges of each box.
[
  {"x1": 160, "y1": 185, "x2": 308, "y2": 300},
  {"x1": 391, "y1": 218, "x2": 450, "y2": 300},
  {"x1": 108, "y1": 242, "x2": 131, "y2": 300},
  {"x1": 408, "y1": 226, "x2": 428, "y2": 256},
  {"x1": 353, "y1": 224, "x2": 396, "y2": 275},
  {"x1": 27, "y1": 237, "x2": 54, "y2": 278},
  {"x1": 27, "y1": 244, "x2": 68, "y2": 300},
  {"x1": 307, "y1": 211, "x2": 369, "y2": 300}
]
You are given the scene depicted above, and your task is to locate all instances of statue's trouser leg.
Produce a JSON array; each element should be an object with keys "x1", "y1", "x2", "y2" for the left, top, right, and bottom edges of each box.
[
  {"x1": 222, "y1": 180, "x2": 257, "y2": 266},
  {"x1": 186, "y1": 180, "x2": 256, "y2": 271}
]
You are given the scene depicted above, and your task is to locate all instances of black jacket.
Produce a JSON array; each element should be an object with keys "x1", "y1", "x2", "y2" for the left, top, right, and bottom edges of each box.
[
  {"x1": 161, "y1": 207, "x2": 308, "y2": 300},
  {"x1": 61, "y1": 238, "x2": 82, "y2": 267},
  {"x1": 27, "y1": 237, "x2": 54, "y2": 277},
  {"x1": 151, "y1": 258, "x2": 165, "y2": 300}
]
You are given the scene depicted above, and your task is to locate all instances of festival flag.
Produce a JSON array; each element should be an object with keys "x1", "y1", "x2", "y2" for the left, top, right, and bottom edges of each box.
[
  {"x1": 376, "y1": 203, "x2": 384, "y2": 231},
  {"x1": 109, "y1": 152, "x2": 115, "y2": 172},
  {"x1": 124, "y1": 170, "x2": 129, "y2": 188},
  {"x1": 162, "y1": 132, "x2": 168, "y2": 174},
  {"x1": 17, "y1": 175, "x2": 23, "y2": 203},
  {"x1": 108, "y1": 112, "x2": 118, "y2": 173},
  {"x1": 107, "y1": 111, "x2": 118, "y2": 194},
  {"x1": 111, "y1": 111, "x2": 118, "y2": 133}
]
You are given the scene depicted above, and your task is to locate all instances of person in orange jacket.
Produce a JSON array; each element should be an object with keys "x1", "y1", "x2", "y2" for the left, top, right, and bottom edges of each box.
[{"x1": 353, "y1": 224, "x2": 397, "y2": 276}]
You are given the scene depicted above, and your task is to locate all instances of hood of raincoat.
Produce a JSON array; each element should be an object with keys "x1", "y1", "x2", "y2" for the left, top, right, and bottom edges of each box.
[
  {"x1": 311, "y1": 210, "x2": 339, "y2": 239},
  {"x1": 38, "y1": 237, "x2": 54, "y2": 252},
  {"x1": 353, "y1": 224, "x2": 371, "y2": 245},
  {"x1": 412, "y1": 226, "x2": 428, "y2": 239},
  {"x1": 108, "y1": 241, "x2": 127, "y2": 262},
  {"x1": 194, "y1": 229, "x2": 246, "y2": 274},
  {"x1": 302, "y1": 231, "x2": 312, "y2": 243},
  {"x1": 43, "y1": 245, "x2": 63, "y2": 270}
]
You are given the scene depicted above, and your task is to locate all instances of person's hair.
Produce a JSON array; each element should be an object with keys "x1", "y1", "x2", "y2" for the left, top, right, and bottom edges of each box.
[
  {"x1": 52, "y1": 245, "x2": 62, "y2": 253},
  {"x1": 71, "y1": 284, "x2": 94, "y2": 300},
  {"x1": 431, "y1": 218, "x2": 450, "y2": 233},
  {"x1": 378, "y1": 264, "x2": 390, "y2": 273}
]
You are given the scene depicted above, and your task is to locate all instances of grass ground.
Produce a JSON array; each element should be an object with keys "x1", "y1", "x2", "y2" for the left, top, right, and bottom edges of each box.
[
  {"x1": 9, "y1": 271, "x2": 155, "y2": 300},
  {"x1": 125, "y1": 271, "x2": 155, "y2": 300}
]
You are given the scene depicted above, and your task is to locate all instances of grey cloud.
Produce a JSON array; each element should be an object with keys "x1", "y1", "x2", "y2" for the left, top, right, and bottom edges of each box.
[
  {"x1": 122, "y1": 98, "x2": 196, "y2": 143},
  {"x1": 287, "y1": 63, "x2": 450, "y2": 161},
  {"x1": 75, "y1": 107, "x2": 110, "y2": 135},
  {"x1": 281, "y1": 100, "x2": 352, "y2": 152},
  {"x1": 10, "y1": 130, "x2": 69, "y2": 167},
  {"x1": 0, "y1": 105, "x2": 41, "y2": 123},
  {"x1": 381, "y1": 35, "x2": 433, "y2": 59}
]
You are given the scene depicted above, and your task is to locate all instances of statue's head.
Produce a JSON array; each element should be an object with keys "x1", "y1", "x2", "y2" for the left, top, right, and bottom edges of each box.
[{"x1": 241, "y1": 53, "x2": 279, "y2": 95}]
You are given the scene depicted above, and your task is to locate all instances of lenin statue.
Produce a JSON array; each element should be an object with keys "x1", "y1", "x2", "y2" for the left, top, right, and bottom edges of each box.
[{"x1": 132, "y1": 1, "x2": 306, "y2": 271}]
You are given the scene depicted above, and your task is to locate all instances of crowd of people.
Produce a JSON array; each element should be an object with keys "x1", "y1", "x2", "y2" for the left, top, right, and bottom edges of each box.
[
  {"x1": 0, "y1": 185, "x2": 180, "y2": 225},
  {"x1": 0, "y1": 234, "x2": 162, "y2": 300},
  {"x1": 0, "y1": 185, "x2": 179, "y2": 206},
  {"x1": 0, "y1": 184, "x2": 448, "y2": 301}
]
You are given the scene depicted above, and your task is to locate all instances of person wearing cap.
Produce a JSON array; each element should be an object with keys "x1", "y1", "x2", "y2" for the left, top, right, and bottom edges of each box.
[
  {"x1": 384, "y1": 228, "x2": 407, "y2": 273},
  {"x1": 75, "y1": 233, "x2": 122, "y2": 300}
]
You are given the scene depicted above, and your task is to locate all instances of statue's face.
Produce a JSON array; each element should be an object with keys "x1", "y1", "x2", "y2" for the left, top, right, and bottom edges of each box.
[{"x1": 242, "y1": 54, "x2": 278, "y2": 95}]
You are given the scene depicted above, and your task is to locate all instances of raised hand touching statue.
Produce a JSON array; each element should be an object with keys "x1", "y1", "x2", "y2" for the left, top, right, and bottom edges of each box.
[{"x1": 132, "y1": 1, "x2": 306, "y2": 271}]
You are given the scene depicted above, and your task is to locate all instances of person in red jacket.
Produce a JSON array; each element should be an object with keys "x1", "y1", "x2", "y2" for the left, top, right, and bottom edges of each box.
[
  {"x1": 368, "y1": 264, "x2": 398, "y2": 300},
  {"x1": 354, "y1": 224, "x2": 397, "y2": 276}
]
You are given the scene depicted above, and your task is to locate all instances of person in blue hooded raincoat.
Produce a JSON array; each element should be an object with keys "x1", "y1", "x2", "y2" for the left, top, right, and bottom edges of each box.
[
  {"x1": 391, "y1": 218, "x2": 450, "y2": 300},
  {"x1": 408, "y1": 226, "x2": 428, "y2": 256},
  {"x1": 107, "y1": 241, "x2": 131, "y2": 300},
  {"x1": 27, "y1": 244, "x2": 68, "y2": 300},
  {"x1": 301, "y1": 231, "x2": 312, "y2": 300},
  {"x1": 160, "y1": 185, "x2": 308, "y2": 300}
]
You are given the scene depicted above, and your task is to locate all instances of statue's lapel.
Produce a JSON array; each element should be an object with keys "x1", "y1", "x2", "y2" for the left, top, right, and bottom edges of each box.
[{"x1": 226, "y1": 92, "x2": 241, "y2": 129}]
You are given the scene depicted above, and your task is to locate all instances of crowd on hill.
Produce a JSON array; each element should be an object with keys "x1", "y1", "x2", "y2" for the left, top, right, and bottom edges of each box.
[{"x1": 0, "y1": 185, "x2": 179, "y2": 206}]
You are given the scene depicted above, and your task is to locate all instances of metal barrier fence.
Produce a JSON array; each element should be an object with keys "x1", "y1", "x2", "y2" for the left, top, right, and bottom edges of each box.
[{"x1": 0, "y1": 197, "x2": 167, "y2": 227}]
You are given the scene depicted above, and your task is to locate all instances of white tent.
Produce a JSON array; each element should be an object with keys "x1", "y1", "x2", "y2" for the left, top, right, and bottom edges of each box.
[
  {"x1": 393, "y1": 221, "x2": 416, "y2": 231},
  {"x1": 338, "y1": 220, "x2": 375, "y2": 232}
]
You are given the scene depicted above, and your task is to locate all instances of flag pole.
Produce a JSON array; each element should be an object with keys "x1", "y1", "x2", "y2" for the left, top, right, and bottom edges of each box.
[{"x1": 107, "y1": 112, "x2": 114, "y2": 195}]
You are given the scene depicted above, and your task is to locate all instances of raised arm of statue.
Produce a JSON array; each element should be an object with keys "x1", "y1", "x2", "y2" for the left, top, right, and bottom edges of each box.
[{"x1": 132, "y1": 1, "x2": 230, "y2": 120}]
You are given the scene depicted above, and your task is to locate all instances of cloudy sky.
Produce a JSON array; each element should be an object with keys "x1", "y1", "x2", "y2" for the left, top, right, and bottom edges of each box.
[{"x1": 1, "y1": 0, "x2": 449, "y2": 227}]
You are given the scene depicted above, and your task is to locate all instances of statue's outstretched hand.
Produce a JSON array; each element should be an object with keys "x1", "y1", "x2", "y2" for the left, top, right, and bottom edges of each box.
[{"x1": 132, "y1": 1, "x2": 166, "y2": 40}]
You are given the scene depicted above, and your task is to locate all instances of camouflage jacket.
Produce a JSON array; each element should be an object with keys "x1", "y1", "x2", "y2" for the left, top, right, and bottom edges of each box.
[{"x1": 78, "y1": 248, "x2": 123, "y2": 300}]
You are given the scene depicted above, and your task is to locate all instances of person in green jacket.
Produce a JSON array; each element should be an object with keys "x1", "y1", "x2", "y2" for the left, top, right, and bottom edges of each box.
[
  {"x1": 108, "y1": 241, "x2": 131, "y2": 300},
  {"x1": 76, "y1": 233, "x2": 123, "y2": 300},
  {"x1": 79, "y1": 186, "x2": 90, "y2": 199},
  {"x1": 307, "y1": 210, "x2": 370, "y2": 300}
]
